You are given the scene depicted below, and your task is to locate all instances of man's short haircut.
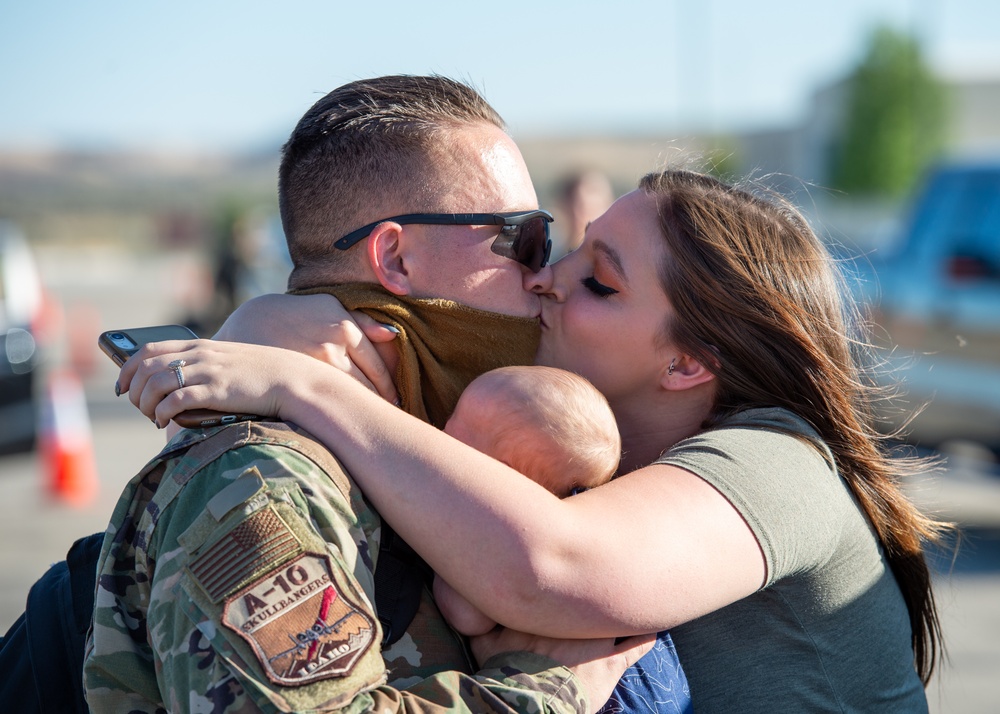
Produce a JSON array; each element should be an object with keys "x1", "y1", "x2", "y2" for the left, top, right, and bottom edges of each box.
[{"x1": 278, "y1": 75, "x2": 508, "y2": 289}]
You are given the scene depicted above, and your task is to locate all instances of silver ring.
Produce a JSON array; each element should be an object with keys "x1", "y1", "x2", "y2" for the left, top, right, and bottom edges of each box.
[{"x1": 168, "y1": 359, "x2": 186, "y2": 389}]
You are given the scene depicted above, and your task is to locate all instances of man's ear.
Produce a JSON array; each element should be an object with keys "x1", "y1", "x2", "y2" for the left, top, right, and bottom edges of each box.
[
  {"x1": 661, "y1": 354, "x2": 716, "y2": 392},
  {"x1": 366, "y1": 222, "x2": 412, "y2": 295}
]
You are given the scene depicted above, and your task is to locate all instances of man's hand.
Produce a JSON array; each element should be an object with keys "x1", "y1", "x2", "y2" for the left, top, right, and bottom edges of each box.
[
  {"x1": 471, "y1": 628, "x2": 655, "y2": 714},
  {"x1": 214, "y1": 293, "x2": 399, "y2": 403}
]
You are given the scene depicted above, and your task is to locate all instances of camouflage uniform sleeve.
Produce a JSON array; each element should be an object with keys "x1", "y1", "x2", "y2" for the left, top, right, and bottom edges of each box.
[
  {"x1": 97, "y1": 439, "x2": 587, "y2": 714},
  {"x1": 85, "y1": 466, "x2": 166, "y2": 713}
]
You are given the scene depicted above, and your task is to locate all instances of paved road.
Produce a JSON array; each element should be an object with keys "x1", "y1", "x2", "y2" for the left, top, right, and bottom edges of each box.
[
  {"x1": 0, "y1": 398, "x2": 165, "y2": 618},
  {"x1": 1, "y1": 245, "x2": 998, "y2": 712}
]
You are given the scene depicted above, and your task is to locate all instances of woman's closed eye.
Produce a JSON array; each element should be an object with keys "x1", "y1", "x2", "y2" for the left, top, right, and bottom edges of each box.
[{"x1": 581, "y1": 276, "x2": 619, "y2": 297}]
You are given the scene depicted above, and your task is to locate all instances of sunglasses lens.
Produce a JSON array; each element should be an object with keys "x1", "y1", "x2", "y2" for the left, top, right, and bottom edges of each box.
[
  {"x1": 490, "y1": 214, "x2": 552, "y2": 271},
  {"x1": 514, "y1": 217, "x2": 551, "y2": 271}
]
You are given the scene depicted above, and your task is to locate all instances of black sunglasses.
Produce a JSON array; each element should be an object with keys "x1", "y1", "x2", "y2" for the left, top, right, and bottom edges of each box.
[{"x1": 333, "y1": 210, "x2": 554, "y2": 272}]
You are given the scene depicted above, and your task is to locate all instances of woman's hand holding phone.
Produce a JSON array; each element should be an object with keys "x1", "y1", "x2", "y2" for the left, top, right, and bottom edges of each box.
[
  {"x1": 112, "y1": 336, "x2": 292, "y2": 428},
  {"x1": 100, "y1": 295, "x2": 401, "y2": 431},
  {"x1": 99, "y1": 326, "x2": 266, "y2": 429}
]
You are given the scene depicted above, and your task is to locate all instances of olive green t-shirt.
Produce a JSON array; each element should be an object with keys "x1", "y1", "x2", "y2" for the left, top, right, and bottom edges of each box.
[{"x1": 656, "y1": 407, "x2": 927, "y2": 713}]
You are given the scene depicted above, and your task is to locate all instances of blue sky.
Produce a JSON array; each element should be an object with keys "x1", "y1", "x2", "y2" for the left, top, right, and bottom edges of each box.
[{"x1": 1, "y1": 0, "x2": 998, "y2": 151}]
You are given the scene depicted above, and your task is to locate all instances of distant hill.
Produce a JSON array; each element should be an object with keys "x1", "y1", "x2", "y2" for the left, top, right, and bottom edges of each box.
[
  {"x1": 0, "y1": 148, "x2": 279, "y2": 213},
  {"x1": 0, "y1": 135, "x2": 716, "y2": 246},
  {"x1": 0, "y1": 148, "x2": 279, "y2": 247}
]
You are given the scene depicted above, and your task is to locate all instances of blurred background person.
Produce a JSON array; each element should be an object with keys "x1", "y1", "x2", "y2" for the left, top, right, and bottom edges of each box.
[
  {"x1": 180, "y1": 207, "x2": 292, "y2": 337},
  {"x1": 552, "y1": 169, "x2": 615, "y2": 259}
]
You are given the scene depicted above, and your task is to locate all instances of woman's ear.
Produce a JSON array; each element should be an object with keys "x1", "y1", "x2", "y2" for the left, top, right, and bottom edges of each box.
[
  {"x1": 661, "y1": 354, "x2": 716, "y2": 391},
  {"x1": 366, "y1": 222, "x2": 412, "y2": 295}
]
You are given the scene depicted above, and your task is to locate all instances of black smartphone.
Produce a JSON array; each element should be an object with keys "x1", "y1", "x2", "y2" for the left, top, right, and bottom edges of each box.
[
  {"x1": 98, "y1": 325, "x2": 263, "y2": 429},
  {"x1": 98, "y1": 324, "x2": 199, "y2": 366}
]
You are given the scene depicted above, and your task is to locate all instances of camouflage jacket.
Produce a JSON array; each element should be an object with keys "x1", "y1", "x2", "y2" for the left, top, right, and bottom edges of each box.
[{"x1": 84, "y1": 421, "x2": 587, "y2": 714}]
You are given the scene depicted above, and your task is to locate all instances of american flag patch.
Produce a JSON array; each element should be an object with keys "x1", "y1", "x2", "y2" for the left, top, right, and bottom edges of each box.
[{"x1": 190, "y1": 507, "x2": 303, "y2": 602}]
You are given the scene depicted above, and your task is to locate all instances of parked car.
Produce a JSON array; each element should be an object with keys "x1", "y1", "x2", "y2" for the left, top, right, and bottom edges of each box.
[
  {"x1": 0, "y1": 221, "x2": 45, "y2": 456},
  {"x1": 853, "y1": 161, "x2": 1000, "y2": 453}
]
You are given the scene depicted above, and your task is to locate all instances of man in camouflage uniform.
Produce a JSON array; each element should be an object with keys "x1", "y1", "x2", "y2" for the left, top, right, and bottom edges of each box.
[{"x1": 84, "y1": 76, "x2": 631, "y2": 713}]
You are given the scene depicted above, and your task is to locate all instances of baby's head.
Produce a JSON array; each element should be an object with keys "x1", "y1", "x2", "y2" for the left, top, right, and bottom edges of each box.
[{"x1": 445, "y1": 366, "x2": 620, "y2": 496}]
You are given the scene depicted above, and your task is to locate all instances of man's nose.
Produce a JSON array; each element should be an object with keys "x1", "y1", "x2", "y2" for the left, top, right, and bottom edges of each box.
[{"x1": 522, "y1": 262, "x2": 554, "y2": 295}]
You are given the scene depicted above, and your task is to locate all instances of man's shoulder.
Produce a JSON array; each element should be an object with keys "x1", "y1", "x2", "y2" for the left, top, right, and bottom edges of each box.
[
  {"x1": 170, "y1": 419, "x2": 349, "y2": 475},
  {"x1": 150, "y1": 420, "x2": 357, "y2": 507},
  {"x1": 101, "y1": 419, "x2": 376, "y2": 576},
  {"x1": 88, "y1": 420, "x2": 390, "y2": 712}
]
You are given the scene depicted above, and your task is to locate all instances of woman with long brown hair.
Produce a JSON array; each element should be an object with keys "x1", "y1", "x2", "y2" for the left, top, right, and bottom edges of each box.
[{"x1": 125, "y1": 169, "x2": 944, "y2": 711}]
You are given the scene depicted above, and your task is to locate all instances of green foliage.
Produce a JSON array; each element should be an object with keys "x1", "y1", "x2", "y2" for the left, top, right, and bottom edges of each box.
[
  {"x1": 702, "y1": 140, "x2": 742, "y2": 183},
  {"x1": 830, "y1": 26, "x2": 948, "y2": 198}
]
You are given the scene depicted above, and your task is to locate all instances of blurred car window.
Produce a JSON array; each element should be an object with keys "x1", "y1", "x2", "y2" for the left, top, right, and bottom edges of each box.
[{"x1": 0, "y1": 221, "x2": 43, "y2": 455}]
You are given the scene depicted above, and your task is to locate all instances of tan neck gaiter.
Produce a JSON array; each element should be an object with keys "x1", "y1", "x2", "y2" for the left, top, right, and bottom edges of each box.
[{"x1": 293, "y1": 283, "x2": 541, "y2": 428}]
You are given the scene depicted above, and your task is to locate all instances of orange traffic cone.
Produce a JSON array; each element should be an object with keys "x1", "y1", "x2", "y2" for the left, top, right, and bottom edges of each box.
[{"x1": 39, "y1": 368, "x2": 98, "y2": 507}]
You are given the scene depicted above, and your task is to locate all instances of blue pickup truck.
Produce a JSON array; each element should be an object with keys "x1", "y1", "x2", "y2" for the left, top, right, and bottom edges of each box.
[{"x1": 853, "y1": 161, "x2": 1000, "y2": 453}]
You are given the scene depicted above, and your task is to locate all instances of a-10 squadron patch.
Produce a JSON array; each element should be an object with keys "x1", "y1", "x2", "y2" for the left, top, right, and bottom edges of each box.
[{"x1": 222, "y1": 552, "x2": 376, "y2": 685}]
